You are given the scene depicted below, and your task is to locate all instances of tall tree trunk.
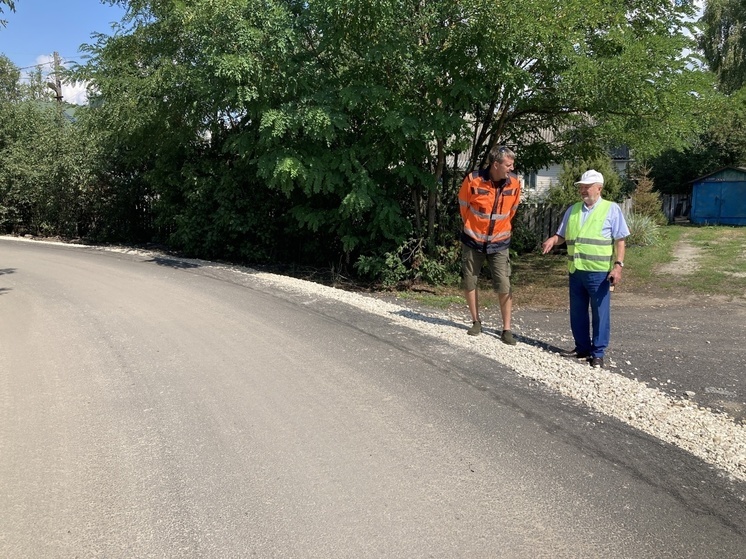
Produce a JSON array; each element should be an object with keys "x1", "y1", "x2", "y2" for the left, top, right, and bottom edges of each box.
[{"x1": 428, "y1": 138, "x2": 446, "y2": 253}]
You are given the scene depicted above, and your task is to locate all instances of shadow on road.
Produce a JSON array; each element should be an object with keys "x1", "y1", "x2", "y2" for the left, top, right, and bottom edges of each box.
[
  {"x1": 392, "y1": 308, "x2": 565, "y2": 354},
  {"x1": 0, "y1": 268, "x2": 16, "y2": 294},
  {"x1": 148, "y1": 257, "x2": 201, "y2": 269}
]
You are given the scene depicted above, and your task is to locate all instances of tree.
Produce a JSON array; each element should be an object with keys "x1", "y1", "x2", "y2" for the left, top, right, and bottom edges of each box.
[
  {"x1": 648, "y1": 88, "x2": 746, "y2": 193},
  {"x1": 647, "y1": 1, "x2": 746, "y2": 195},
  {"x1": 629, "y1": 165, "x2": 666, "y2": 225},
  {"x1": 700, "y1": 0, "x2": 746, "y2": 93},
  {"x1": 0, "y1": 0, "x2": 15, "y2": 27},
  {"x1": 0, "y1": 100, "x2": 96, "y2": 236},
  {"x1": 546, "y1": 156, "x2": 626, "y2": 207},
  {"x1": 73, "y1": 0, "x2": 712, "y2": 273},
  {"x1": 0, "y1": 55, "x2": 97, "y2": 237},
  {"x1": 0, "y1": 54, "x2": 19, "y2": 101}
]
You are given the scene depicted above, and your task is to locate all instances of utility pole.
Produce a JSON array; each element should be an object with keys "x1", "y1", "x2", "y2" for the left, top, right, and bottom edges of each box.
[{"x1": 46, "y1": 51, "x2": 63, "y2": 103}]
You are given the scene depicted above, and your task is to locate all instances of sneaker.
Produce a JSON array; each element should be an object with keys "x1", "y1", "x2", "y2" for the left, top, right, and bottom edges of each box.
[
  {"x1": 590, "y1": 357, "x2": 604, "y2": 369},
  {"x1": 500, "y1": 330, "x2": 517, "y2": 345},
  {"x1": 467, "y1": 321, "x2": 482, "y2": 336},
  {"x1": 559, "y1": 348, "x2": 590, "y2": 359}
]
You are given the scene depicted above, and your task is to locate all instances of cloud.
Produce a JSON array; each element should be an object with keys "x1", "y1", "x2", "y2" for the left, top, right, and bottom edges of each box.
[
  {"x1": 62, "y1": 81, "x2": 89, "y2": 105},
  {"x1": 31, "y1": 53, "x2": 90, "y2": 105}
]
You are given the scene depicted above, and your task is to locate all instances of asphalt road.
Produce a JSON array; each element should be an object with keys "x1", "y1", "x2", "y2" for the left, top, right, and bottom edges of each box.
[{"x1": 1, "y1": 238, "x2": 745, "y2": 558}]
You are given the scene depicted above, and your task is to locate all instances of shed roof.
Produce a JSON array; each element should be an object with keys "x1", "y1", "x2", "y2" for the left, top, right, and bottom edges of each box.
[{"x1": 688, "y1": 166, "x2": 746, "y2": 184}]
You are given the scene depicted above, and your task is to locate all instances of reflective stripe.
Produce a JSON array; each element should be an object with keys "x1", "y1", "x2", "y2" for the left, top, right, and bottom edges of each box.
[
  {"x1": 568, "y1": 252, "x2": 614, "y2": 262},
  {"x1": 467, "y1": 206, "x2": 511, "y2": 221},
  {"x1": 458, "y1": 171, "x2": 521, "y2": 252},
  {"x1": 565, "y1": 200, "x2": 614, "y2": 273},
  {"x1": 573, "y1": 237, "x2": 613, "y2": 246},
  {"x1": 464, "y1": 226, "x2": 511, "y2": 243}
]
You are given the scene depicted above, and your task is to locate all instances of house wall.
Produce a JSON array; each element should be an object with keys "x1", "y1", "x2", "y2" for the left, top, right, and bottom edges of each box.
[
  {"x1": 520, "y1": 159, "x2": 631, "y2": 201},
  {"x1": 519, "y1": 164, "x2": 562, "y2": 201}
]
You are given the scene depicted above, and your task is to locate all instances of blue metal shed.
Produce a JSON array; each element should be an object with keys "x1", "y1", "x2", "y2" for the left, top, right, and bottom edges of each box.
[{"x1": 690, "y1": 166, "x2": 746, "y2": 226}]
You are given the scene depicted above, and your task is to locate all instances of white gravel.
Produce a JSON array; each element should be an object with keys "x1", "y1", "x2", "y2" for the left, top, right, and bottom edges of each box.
[{"x1": 8, "y1": 237, "x2": 746, "y2": 483}]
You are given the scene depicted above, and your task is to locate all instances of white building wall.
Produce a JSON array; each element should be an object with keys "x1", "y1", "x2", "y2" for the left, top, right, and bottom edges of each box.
[{"x1": 520, "y1": 164, "x2": 562, "y2": 201}]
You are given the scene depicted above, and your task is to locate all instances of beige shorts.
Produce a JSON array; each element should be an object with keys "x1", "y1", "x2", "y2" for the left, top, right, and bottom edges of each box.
[{"x1": 461, "y1": 243, "x2": 511, "y2": 293}]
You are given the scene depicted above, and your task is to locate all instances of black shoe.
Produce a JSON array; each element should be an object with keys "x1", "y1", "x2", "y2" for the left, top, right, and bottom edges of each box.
[
  {"x1": 500, "y1": 330, "x2": 517, "y2": 346},
  {"x1": 467, "y1": 321, "x2": 482, "y2": 336},
  {"x1": 590, "y1": 357, "x2": 604, "y2": 369},
  {"x1": 559, "y1": 348, "x2": 590, "y2": 359}
]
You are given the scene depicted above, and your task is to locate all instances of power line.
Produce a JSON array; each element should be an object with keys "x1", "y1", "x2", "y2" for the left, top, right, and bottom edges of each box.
[{"x1": 17, "y1": 56, "x2": 74, "y2": 71}]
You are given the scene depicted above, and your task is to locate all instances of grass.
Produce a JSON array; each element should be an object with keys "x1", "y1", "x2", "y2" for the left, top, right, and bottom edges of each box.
[
  {"x1": 384, "y1": 224, "x2": 746, "y2": 311},
  {"x1": 657, "y1": 225, "x2": 746, "y2": 297}
]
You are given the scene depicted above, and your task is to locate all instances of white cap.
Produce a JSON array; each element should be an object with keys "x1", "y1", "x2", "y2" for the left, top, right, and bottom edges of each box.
[{"x1": 574, "y1": 169, "x2": 604, "y2": 185}]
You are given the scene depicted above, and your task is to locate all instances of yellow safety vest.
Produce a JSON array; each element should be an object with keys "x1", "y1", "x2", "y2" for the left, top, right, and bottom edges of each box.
[{"x1": 566, "y1": 199, "x2": 614, "y2": 273}]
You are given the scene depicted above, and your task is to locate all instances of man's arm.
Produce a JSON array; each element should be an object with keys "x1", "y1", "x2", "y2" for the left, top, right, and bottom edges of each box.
[
  {"x1": 458, "y1": 176, "x2": 471, "y2": 224},
  {"x1": 608, "y1": 238, "x2": 626, "y2": 284}
]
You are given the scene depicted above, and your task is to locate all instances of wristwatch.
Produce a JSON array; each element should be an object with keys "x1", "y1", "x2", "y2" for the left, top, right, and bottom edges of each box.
[{"x1": 614, "y1": 261, "x2": 624, "y2": 268}]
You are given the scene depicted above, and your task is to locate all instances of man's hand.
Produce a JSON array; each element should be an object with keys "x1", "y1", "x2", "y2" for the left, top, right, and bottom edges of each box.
[
  {"x1": 542, "y1": 235, "x2": 559, "y2": 254},
  {"x1": 608, "y1": 267, "x2": 622, "y2": 286}
]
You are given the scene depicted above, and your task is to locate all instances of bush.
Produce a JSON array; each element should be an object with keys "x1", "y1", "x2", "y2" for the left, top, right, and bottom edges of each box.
[
  {"x1": 511, "y1": 207, "x2": 541, "y2": 255},
  {"x1": 625, "y1": 213, "x2": 661, "y2": 247},
  {"x1": 546, "y1": 156, "x2": 625, "y2": 206},
  {"x1": 629, "y1": 165, "x2": 668, "y2": 225},
  {"x1": 353, "y1": 238, "x2": 461, "y2": 287}
]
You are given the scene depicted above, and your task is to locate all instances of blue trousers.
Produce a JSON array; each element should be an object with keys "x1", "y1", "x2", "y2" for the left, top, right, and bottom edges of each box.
[{"x1": 568, "y1": 271, "x2": 611, "y2": 358}]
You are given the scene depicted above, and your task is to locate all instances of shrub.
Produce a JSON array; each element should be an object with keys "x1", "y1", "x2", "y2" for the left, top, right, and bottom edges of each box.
[
  {"x1": 510, "y1": 207, "x2": 541, "y2": 255},
  {"x1": 546, "y1": 156, "x2": 625, "y2": 206},
  {"x1": 353, "y1": 238, "x2": 461, "y2": 287},
  {"x1": 625, "y1": 213, "x2": 661, "y2": 246},
  {"x1": 629, "y1": 165, "x2": 668, "y2": 225}
]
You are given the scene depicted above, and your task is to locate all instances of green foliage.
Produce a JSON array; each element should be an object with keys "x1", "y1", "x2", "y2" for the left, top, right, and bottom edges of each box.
[
  {"x1": 0, "y1": 54, "x2": 19, "y2": 101},
  {"x1": 510, "y1": 205, "x2": 541, "y2": 255},
  {"x1": 51, "y1": 0, "x2": 715, "y2": 278},
  {"x1": 0, "y1": 0, "x2": 14, "y2": 27},
  {"x1": 700, "y1": 0, "x2": 746, "y2": 94},
  {"x1": 648, "y1": 88, "x2": 746, "y2": 194},
  {"x1": 0, "y1": 99, "x2": 95, "y2": 237},
  {"x1": 624, "y1": 213, "x2": 661, "y2": 247},
  {"x1": 354, "y1": 238, "x2": 461, "y2": 287},
  {"x1": 629, "y1": 165, "x2": 667, "y2": 225},
  {"x1": 546, "y1": 156, "x2": 625, "y2": 206}
]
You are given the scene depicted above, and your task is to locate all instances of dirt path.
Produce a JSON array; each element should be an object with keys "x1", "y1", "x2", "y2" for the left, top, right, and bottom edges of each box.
[{"x1": 656, "y1": 229, "x2": 702, "y2": 276}]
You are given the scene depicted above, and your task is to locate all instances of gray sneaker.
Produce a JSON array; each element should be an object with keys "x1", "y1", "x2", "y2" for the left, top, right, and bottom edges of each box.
[
  {"x1": 467, "y1": 321, "x2": 482, "y2": 336},
  {"x1": 500, "y1": 330, "x2": 517, "y2": 345},
  {"x1": 590, "y1": 357, "x2": 604, "y2": 369}
]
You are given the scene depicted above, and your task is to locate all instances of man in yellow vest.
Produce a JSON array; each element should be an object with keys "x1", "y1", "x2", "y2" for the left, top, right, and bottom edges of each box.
[{"x1": 541, "y1": 169, "x2": 630, "y2": 368}]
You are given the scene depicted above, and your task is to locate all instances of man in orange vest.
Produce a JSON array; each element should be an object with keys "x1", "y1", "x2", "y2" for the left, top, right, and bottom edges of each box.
[{"x1": 458, "y1": 146, "x2": 521, "y2": 345}]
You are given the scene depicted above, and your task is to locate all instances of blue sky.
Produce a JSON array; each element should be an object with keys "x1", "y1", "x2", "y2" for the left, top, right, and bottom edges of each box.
[{"x1": 0, "y1": 1, "x2": 127, "y2": 103}]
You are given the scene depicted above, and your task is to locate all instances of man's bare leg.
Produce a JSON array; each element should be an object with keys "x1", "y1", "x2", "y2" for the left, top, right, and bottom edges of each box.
[
  {"x1": 465, "y1": 289, "x2": 480, "y2": 323},
  {"x1": 464, "y1": 289, "x2": 482, "y2": 335},
  {"x1": 498, "y1": 292, "x2": 512, "y2": 331}
]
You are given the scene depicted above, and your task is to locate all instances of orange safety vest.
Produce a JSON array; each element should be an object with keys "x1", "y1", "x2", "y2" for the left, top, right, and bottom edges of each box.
[{"x1": 458, "y1": 169, "x2": 521, "y2": 253}]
